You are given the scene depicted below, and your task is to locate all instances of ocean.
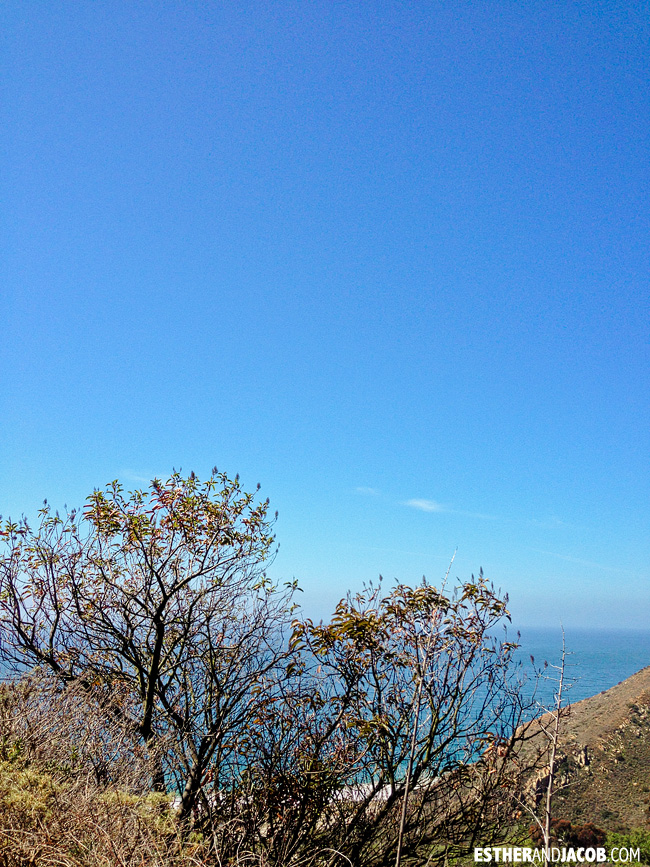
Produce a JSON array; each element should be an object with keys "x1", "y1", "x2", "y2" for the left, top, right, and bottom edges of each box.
[{"x1": 512, "y1": 627, "x2": 650, "y2": 709}]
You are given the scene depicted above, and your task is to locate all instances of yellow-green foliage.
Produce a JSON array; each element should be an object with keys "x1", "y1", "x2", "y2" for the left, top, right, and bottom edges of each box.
[
  {"x1": 97, "y1": 788, "x2": 178, "y2": 836},
  {"x1": 0, "y1": 756, "x2": 61, "y2": 825},
  {"x1": 607, "y1": 830, "x2": 650, "y2": 866},
  {"x1": 0, "y1": 754, "x2": 199, "y2": 866}
]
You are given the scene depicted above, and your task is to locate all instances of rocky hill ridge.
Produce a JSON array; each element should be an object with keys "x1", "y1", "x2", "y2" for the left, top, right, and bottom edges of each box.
[{"x1": 544, "y1": 664, "x2": 650, "y2": 830}]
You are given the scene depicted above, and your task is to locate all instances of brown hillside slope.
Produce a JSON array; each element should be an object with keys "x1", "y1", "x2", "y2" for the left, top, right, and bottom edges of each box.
[{"x1": 526, "y1": 665, "x2": 650, "y2": 832}]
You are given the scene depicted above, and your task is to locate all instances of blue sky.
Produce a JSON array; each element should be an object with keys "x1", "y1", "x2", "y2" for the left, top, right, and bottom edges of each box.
[{"x1": 2, "y1": 1, "x2": 648, "y2": 627}]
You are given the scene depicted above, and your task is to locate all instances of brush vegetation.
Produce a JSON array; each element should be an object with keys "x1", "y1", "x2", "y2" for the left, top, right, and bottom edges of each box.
[{"x1": 0, "y1": 470, "x2": 642, "y2": 866}]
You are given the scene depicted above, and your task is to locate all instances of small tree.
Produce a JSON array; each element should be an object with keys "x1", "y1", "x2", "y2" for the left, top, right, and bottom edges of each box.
[
  {"x1": 522, "y1": 628, "x2": 573, "y2": 856},
  {"x1": 227, "y1": 573, "x2": 536, "y2": 867},
  {"x1": 0, "y1": 469, "x2": 295, "y2": 820},
  {"x1": 0, "y1": 471, "x2": 537, "y2": 864},
  {"x1": 542, "y1": 630, "x2": 568, "y2": 852}
]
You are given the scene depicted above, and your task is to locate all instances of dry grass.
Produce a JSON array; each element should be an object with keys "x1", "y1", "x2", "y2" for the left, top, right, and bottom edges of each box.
[
  {"x1": 0, "y1": 674, "x2": 208, "y2": 867},
  {"x1": 0, "y1": 673, "x2": 354, "y2": 867}
]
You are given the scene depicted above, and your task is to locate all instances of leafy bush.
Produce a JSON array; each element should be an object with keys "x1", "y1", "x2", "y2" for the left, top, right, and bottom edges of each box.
[
  {"x1": 607, "y1": 830, "x2": 650, "y2": 866},
  {"x1": 0, "y1": 470, "x2": 537, "y2": 866},
  {"x1": 530, "y1": 819, "x2": 607, "y2": 848}
]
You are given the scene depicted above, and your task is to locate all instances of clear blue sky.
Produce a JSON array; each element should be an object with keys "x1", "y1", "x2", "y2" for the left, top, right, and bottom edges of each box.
[{"x1": 2, "y1": 2, "x2": 648, "y2": 628}]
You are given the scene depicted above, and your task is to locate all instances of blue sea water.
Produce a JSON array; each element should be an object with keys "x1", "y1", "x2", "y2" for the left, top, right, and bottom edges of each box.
[{"x1": 512, "y1": 627, "x2": 650, "y2": 710}]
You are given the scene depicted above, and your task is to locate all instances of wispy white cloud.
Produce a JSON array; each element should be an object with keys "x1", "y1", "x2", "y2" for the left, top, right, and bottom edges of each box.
[
  {"x1": 350, "y1": 543, "x2": 430, "y2": 557},
  {"x1": 404, "y1": 498, "x2": 447, "y2": 513},
  {"x1": 121, "y1": 469, "x2": 161, "y2": 484},
  {"x1": 527, "y1": 515, "x2": 589, "y2": 532},
  {"x1": 356, "y1": 486, "x2": 380, "y2": 496},
  {"x1": 354, "y1": 489, "x2": 496, "y2": 521},
  {"x1": 404, "y1": 498, "x2": 498, "y2": 520},
  {"x1": 454, "y1": 508, "x2": 498, "y2": 521},
  {"x1": 530, "y1": 548, "x2": 622, "y2": 574}
]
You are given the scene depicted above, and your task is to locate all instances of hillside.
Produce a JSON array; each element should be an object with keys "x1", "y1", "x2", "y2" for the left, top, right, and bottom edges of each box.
[{"x1": 528, "y1": 665, "x2": 650, "y2": 831}]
